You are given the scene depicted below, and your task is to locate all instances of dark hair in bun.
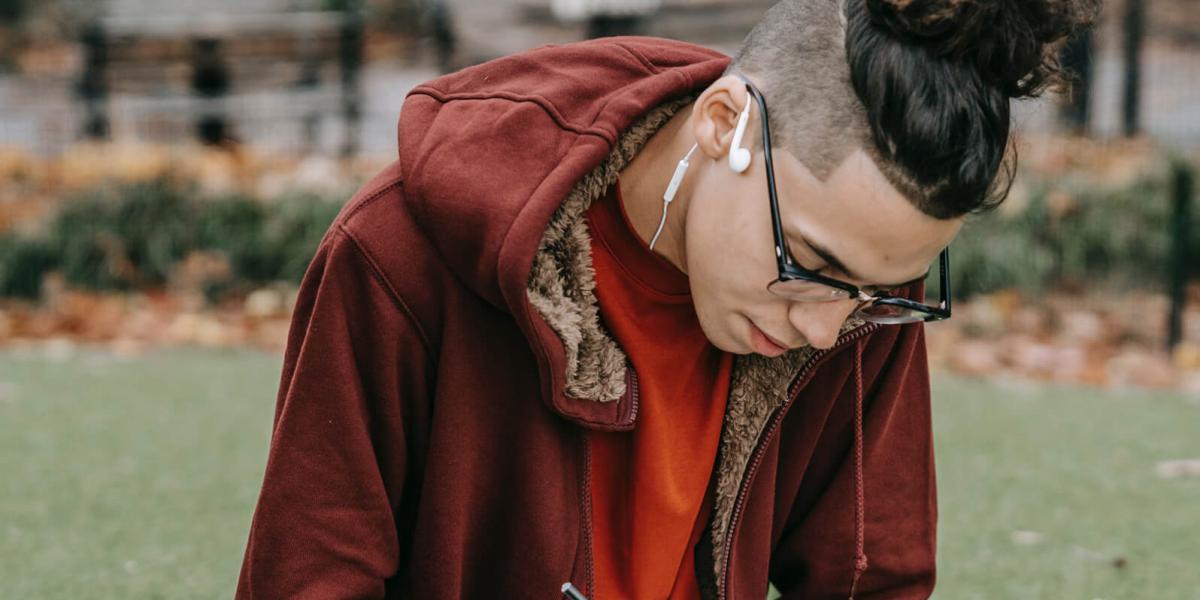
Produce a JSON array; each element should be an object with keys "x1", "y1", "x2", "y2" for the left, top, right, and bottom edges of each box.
[
  {"x1": 846, "y1": 0, "x2": 1101, "y2": 216},
  {"x1": 725, "y1": 0, "x2": 1099, "y2": 219},
  {"x1": 863, "y1": 0, "x2": 1098, "y2": 97}
]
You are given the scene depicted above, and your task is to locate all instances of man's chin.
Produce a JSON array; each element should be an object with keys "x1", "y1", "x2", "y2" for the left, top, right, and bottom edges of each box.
[{"x1": 694, "y1": 317, "x2": 742, "y2": 354}]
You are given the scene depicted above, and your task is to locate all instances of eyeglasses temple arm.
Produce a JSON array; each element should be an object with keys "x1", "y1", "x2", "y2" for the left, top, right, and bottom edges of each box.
[
  {"x1": 738, "y1": 77, "x2": 791, "y2": 268},
  {"x1": 939, "y1": 248, "x2": 952, "y2": 315}
]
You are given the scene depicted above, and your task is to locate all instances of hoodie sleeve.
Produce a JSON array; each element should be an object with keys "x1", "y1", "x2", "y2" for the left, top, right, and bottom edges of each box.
[
  {"x1": 769, "y1": 323, "x2": 937, "y2": 599},
  {"x1": 236, "y1": 223, "x2": 431, "y2": 599}
]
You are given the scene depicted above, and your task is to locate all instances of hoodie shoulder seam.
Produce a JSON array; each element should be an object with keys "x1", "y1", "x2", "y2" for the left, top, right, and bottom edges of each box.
[
  {"x1": 407, "y1": 86, "x2": 615, "y2": 143},
  {"x1": 338, "y1": 172, "x2": 404, "y2": 223},
  {"x1": 333, "y1": 221, "x2": 435, "y2": 357}
]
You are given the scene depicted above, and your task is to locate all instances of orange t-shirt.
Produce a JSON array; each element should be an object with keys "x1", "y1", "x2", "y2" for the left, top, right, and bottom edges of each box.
[{"x1": 583, "y1": 178, "x2": 734, "y2": 599}]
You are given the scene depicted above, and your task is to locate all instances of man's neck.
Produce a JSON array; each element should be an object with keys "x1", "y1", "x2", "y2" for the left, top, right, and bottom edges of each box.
[{"x1": 616, "y1": 102, "x2": 698, "y2": 276}]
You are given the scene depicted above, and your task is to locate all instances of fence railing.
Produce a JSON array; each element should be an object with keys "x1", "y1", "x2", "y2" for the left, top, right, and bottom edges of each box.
[{"x1": 79, "y1": 8, "x2": 364, "y2": 155}]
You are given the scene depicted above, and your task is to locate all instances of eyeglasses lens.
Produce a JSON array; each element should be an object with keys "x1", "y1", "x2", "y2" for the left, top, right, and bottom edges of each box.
[
  {"x1": 854, "y1": 302, "x2": 927, "y2": 324},
  {"x1": 767, "y1": 279, "x2": 853, "y2": 302}
]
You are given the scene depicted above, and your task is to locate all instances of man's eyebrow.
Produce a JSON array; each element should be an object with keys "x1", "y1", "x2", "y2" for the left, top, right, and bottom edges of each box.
[
  {"x1": 806, "y1": 236, "x2": 931, "y2": 290},
  {"x1": 804, "y1": 236, "x2": 862, "y2": 281}
]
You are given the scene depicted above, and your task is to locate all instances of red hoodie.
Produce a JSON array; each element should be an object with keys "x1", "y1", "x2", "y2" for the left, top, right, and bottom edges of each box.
[{"x1": 236, "y1": 36, "x2": 937, "y2": 600}]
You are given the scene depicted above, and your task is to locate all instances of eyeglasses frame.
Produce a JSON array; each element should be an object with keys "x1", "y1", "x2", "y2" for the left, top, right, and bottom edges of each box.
[{"x1": 739, "y1": 76, "x2": 953, "y2": 323}]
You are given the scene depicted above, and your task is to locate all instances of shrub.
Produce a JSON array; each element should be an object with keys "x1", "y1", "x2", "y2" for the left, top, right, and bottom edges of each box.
[
  {"x1": 47, "y1": 176, "x2": 197, "y2": 291},
  {"x1": 195, "y1": 194, "x2": 276, "y2": 283},
  {"x1": 192, "y1": 191, "x2": 342, "y2": 286},
  {"x1": 949, "y1": 163, "x2": 1200, "y2": 299},
  {"x1": 0, "y1": 233, "x2": 57, "y2": 299},
  {"x1": 2, "y1": 174, "x2": 348, "y2": 302}
]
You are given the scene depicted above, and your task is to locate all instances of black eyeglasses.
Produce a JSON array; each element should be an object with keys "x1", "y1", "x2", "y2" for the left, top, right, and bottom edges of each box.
[{"x1": 740, "y1": 77, "x2": 952, "y2": 324}]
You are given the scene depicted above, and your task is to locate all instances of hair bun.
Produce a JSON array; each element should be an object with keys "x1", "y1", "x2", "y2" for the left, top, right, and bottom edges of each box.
[{"x1": 863, "y1": 0, "x2": 1101, "y2": 97}]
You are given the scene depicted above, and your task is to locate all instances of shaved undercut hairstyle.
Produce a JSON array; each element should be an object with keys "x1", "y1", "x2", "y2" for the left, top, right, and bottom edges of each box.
[{"x1": 726, "y1": 0, "x2": 1101, "y2": 218}]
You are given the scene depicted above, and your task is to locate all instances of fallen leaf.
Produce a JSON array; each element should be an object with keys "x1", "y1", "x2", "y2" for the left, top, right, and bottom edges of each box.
[
  {"x1": 1011, "y1": 530, "x2": 1044, "y2": 546},
  {"x1": 1155, "y1": 459, "x2": 1200, "y2": 479}
]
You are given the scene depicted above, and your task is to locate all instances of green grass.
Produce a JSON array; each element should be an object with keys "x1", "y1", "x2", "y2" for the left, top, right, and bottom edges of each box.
[
  {"x1": 1, "y1": 348, "x2": 1198, "y2": 598},
  {"x1": 930, "y1": 377, "x2": 1200, "y2": 600},
  {"x1": 0, "y1": 347, "x2": 280, "y2": 599}
]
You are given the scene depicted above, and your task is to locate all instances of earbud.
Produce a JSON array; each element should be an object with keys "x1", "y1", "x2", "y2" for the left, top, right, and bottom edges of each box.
[{"x1": 728, "y1": 92, "x2": 753, "y2": 174}]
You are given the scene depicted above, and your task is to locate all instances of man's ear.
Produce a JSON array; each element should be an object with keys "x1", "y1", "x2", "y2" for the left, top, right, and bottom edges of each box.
[{"x1": 689, "y1": 75, "x2": 753, "y2": 163}]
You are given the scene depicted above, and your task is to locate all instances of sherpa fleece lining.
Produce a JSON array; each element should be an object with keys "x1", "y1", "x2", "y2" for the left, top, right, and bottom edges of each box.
[{"x1": 525, "y1": 93, "x2": 865, "y2": 586}]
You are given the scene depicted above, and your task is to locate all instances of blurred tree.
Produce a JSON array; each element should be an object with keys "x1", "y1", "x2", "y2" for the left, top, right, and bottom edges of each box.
[
  {"x1": 77, "y1": 21, "x2": 109, "y2": 139},
  {"x1": 410, "y1": 0, "x2": 456, "y2": 72},
  {"x1": 0, "y1": 0, "x2": 21, "y2": 71},
  {"x1": 192, "y1": 38, "x2": 234, "y2": 146},
  {"x1": 1122, "y1": 0, "x2": 1144, "y2": 137},
  {"x1": 339, "y1": 2, "x2": 364, "y2": 157},
  {"x1": 0, "y1": 0, "x2": 24, "y2": 24},
  {"x1": 551, "y1": 0, "x2": 662, "y2": 38},
  {"x1": 1059, "y1": 28, "x2": 1095, "y2": 135}
]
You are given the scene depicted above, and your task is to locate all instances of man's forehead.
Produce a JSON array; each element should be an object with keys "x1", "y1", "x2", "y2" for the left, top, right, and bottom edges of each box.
[
  {"x1": 773, "y1": 147, "x2": 908, "y2": 209},
  {"x1": 770, "y1": 147, "x2": 962, "y2": 280}
]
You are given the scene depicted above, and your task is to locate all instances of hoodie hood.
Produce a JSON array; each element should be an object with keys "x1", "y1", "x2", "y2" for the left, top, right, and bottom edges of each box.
[
  {"x1": 397, "y1": 37, "x2": 730, "y2": 314},
  {"x1": 398, "y1": 37, "x2": 730, "y2": 426}
]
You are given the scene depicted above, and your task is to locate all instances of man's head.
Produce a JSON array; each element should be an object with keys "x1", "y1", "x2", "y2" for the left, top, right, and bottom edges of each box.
[
  {"x1": 652, "y1": 0, "x2": 1097, "y2": 353},
  {"x1": 723, "y1": 0, "x2": 1099, "y2": 217}
]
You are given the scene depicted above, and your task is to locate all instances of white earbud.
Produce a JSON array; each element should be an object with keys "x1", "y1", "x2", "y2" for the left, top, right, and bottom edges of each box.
[{"x1": 728, "y1": 92, "x2": 753, "y2": 174}]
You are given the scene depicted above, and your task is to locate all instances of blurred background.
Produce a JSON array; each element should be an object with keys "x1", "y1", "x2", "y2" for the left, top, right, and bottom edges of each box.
[{"x1": 0, "y1": 0, "x2": 1197, "y2": 598}]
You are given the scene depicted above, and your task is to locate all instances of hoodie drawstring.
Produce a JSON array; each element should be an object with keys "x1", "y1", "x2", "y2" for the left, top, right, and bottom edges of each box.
[{"x1": 848, "y1": 339, "x2": 869, "y2": 599}]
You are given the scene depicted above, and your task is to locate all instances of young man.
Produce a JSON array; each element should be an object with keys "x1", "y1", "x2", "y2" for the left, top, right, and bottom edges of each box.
[{"x1": 236, "y1": 0, "x2": 1095, "y2": 598}]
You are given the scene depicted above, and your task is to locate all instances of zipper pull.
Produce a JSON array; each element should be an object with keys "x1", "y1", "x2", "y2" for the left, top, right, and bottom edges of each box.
[{"x1": 561, "y1": 581, "x2": 589, "y2": 600}]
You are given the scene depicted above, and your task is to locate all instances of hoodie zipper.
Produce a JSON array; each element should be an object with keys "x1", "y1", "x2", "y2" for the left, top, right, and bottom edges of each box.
[
  {"x1": 580, "y1": 434, "x2": 596, "y2": 599},
  {"x1": 717, "y1": 324, "x2": 880, "y2": 599},
  {"x1": 626, "y1": 365, "x2": 641, "y2": 430},
  {"x1": 571, "y1": 366, "x2": 640, "y2": 599}
]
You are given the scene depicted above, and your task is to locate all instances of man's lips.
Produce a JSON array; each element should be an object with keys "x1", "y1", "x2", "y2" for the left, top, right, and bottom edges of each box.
[
  {"x1": 749, "y1": 320, "x2": 789, "y2": 357},
  {"x1": 758, "y1": 327, "x2": 791, "y2": 349}
]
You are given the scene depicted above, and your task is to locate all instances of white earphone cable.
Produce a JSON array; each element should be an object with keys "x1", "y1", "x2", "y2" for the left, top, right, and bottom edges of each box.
[
  {"x1": 648, "y1": 87, "x2": 753, "y2": 252},
  {"x1": 648, "y1": 201, "x2": 671, "y2": 251},
  {"x1": 649, "y1": 143, "x2": 699, "y2": 251}
]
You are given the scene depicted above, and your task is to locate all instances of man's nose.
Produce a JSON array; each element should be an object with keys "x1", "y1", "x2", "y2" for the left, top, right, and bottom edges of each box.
[{"x1": 788, "y1": 299, "x2": 860, "y2": 350}]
